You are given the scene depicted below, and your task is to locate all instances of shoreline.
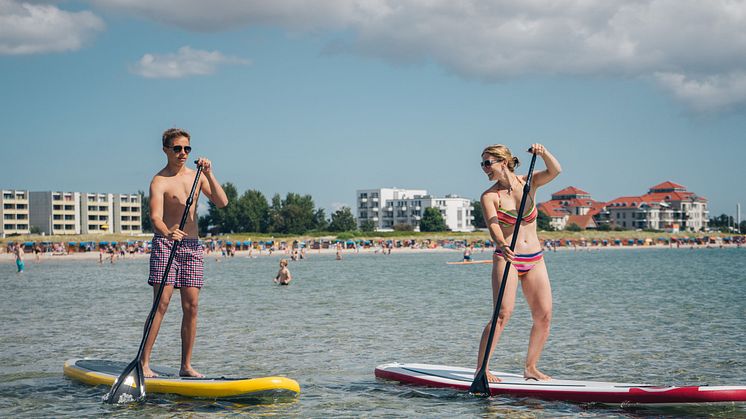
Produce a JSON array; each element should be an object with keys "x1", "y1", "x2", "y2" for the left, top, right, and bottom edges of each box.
[{"x1": 1, "y1": 242, "x2": 741, "y2": 264}]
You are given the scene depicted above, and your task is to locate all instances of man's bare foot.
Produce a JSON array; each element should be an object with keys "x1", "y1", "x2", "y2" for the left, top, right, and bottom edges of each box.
[
  {"x1": 143, "y1": 366, "x2": 158, "y2": 378},
  {"x1": 524, "y1": 366, "x2": 551, "y2": 381},
  {"x1": 179, "y1": 367, "x2": 204, "y2": 378}
]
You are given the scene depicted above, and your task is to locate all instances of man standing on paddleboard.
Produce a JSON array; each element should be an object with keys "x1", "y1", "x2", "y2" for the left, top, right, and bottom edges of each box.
[{"x1": 142, "y1": 128, "x2": 228, "y2": 378}]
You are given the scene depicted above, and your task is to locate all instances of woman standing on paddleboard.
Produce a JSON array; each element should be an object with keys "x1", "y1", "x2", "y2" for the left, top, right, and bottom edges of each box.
[{"x1": 477, "y1": 143, "x2": 561, "y2": 383}]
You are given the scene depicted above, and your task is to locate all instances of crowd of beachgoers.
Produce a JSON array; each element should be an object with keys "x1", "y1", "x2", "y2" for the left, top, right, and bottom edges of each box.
[{"x1": 2, "y1": 234, "x2": 744, "y2": 264}]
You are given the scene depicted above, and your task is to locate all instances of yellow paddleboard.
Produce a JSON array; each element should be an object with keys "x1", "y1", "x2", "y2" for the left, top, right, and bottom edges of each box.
[{"x1": 64, "y1": 359, "x2": 300, "y2": 401}]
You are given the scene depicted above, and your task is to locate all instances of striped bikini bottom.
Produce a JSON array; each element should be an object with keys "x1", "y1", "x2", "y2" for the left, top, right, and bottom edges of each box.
[{"x1": 494, "y1": 249, "x2": 544, "y2": 276}]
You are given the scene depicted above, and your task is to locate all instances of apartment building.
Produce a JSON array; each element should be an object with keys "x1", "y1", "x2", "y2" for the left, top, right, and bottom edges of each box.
[
  {"x1": 80, "y1": 193, "x2": 114, "y2": 234},
  {"x1": 29, "y1": 191, "x2": 81, "y2": 235},
  {"x1": 607, "y1": 182, "x2": 708, "y2": 232},
  {"x1": 356, "y1": 188, "x2": 474, "y2": 232},
  {"x1": 113, "y1": 193, "x2": 143, "y2": 234},
  {"x1": 0, "y1": 189, "x2": 30, "y2": 237}
]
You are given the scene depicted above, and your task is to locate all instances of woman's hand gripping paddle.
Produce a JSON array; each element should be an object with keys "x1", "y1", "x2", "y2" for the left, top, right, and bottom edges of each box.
[
  {"x1": 470, "y1": 149, "x2": 538, "y2": 397},
  {"x1": 104, "y1": 162, "x2": 203, "y2": 404}
]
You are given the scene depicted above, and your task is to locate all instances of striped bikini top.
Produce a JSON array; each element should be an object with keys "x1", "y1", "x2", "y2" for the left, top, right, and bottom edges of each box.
[{"x1": 496, "y1": 189, "x2": 538, "y2": 227}]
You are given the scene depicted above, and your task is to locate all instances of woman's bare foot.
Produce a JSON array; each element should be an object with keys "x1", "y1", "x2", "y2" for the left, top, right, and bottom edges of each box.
[
  {"x1": 486, "y1": 371, "x2": 501, "y2": 383},
  {"x1": 524, "y1": 366, "x2": 551, "y2": 381},
  {"x1": 179, "y1": 367, "x2": 204, "y2": 378},
  {"x1": 142, "y1": 366, "x2": 158, "y2": 378}
]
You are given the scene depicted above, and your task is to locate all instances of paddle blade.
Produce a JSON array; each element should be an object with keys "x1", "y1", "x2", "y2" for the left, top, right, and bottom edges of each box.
[
  {"x1": 469, "y1": 370, "x2": 492, "y2": 397},
  {"x1": 103, "y1": 359, "x2": 146, "y2": 404}
]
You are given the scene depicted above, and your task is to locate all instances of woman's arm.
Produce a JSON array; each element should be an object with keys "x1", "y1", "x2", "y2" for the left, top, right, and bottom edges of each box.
[
  {"x1": 482, "y1": 192, "x2": 514, "y2": 260},
  {"x1": 529, "y1": 144, "x2": 561, "y2": 189}
]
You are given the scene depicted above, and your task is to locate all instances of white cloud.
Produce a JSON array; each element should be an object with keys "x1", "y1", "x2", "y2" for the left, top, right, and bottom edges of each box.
[
  {"x1": 129, "y1": 46, "x2": 250, "y2": 79},
  {"x1": 654, "y1": 72, "x2": 746, "y2": 112},
  {"x1": 92, "y1": 0, "x2": 746, "y2": 111},
  {"x1": 0, "y1": 0, "x2": 105, "y2": 54}
]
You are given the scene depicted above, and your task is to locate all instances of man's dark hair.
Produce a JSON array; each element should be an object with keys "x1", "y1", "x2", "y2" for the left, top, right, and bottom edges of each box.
[{"x1": 162, "y1": 128, "x2": 191, "y2": 147}]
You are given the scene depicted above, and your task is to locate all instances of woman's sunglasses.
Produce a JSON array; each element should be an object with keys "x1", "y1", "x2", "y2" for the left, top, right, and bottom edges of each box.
[
  {"x1": 480, "y1": 159, "x2": 501, "y2": 168},
  {"x1": 166, "y1": 145, "x2": 192, "y2": 154}
]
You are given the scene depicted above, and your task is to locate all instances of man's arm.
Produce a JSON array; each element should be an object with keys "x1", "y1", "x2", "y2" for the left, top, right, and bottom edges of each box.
[{"x1": 195, "y1": 158, "x2": 229, "y2": 208}]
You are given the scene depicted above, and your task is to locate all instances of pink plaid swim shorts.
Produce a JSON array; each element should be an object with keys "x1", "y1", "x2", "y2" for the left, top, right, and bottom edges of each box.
[{"x1": 148, "y1": 234, "x2": 204, "y2": 288}]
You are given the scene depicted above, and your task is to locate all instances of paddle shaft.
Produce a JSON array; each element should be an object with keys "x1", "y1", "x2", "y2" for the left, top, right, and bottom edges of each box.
[
  {"x1": 135, "y1": 162, "x2": 203, "y2": 361},
  {"x1": 471, "y1": 151, "x2": 537, "y2": 395}
]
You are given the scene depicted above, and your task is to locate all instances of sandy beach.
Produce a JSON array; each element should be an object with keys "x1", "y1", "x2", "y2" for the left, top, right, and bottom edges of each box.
[{"x1": 2, "y1": 241, "x2": 741, "y2": 265}]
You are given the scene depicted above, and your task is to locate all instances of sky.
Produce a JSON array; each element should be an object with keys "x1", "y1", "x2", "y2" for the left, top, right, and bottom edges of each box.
[{"x1": 1, "y1": 0, "x2": 745, "y2": 219}]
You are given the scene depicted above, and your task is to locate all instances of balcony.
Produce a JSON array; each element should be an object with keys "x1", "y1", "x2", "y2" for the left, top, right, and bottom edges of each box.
[
  {"x1": 372, "y1": 207, "x2": 379, "y2": 212},
  {"x1": 414, "y1": 206, "x2": 421, "y2": 210},
  {"x1": 372, "y1": 217, "x2": 379, "y2": 221},
  {"x1": 372, "y1": 197, "x2": 379, "y2": 202},
  {"x1": 360, "y1": 198, "x2": 368, "y2": 203}
]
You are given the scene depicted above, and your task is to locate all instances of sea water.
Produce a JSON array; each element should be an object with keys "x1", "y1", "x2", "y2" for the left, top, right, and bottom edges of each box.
[{"x1": 0, "y1": 247, "x2": 744, "y2": 418}]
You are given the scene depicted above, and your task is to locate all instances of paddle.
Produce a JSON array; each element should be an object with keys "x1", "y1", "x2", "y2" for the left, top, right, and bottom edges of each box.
[
  {"x1": 104, "y1": 161, "x2": 203, "y2": 404},
  {"x1": 470, "y1": 148, "x2": 538, "y2": 397}
]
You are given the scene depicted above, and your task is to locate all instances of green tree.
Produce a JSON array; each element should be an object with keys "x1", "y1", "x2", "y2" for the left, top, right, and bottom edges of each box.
[
  {"x1": 268, "y1": 193, "x2": 284, "y2": 233},
  {"x1": 566, "y1": 223, "x2": 582, "y2": 231},
  {"x1": 420, "y1": 207, "x2": 448, "y2": 232},
  {"x1": 207, "y1": 182, "x2": 240, "y2": 233},
  {"x1": 471, "y1": 200, "x2": 486, "y2": 228},
  {"x1": 537, "y1": 209, "x2": 553, "y2": 231},
  {"x1": 597, "y1": 223, "x2": 611, "y2": 231},
  {"x1": 328, "y1": 206, "x2": 357, "y2": 232},
  {"x1": 268, "y1": 192, "x2": 317, "y2": 234},
  {"x1": 360, "y1": 220, "x2": 376, "y2": 232},
  {"x1": 313, "y1": 208, "x2": 329, "y2": 231},
  {"x1": 139, "y1": 190, "x2": 152, "y2": 233},
  {"x1": 237, "y1": 189, "x2": 270, "y2": 232}
]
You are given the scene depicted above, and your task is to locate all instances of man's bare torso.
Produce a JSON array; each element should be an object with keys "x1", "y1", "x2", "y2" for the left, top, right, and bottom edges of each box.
[{"x1": 152, "y1": 167, "x2": 202, "y2": 238}]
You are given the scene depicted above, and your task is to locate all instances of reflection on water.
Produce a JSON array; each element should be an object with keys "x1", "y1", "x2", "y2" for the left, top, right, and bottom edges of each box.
[{"x1": 1, "y1": 248, "x2": 745, "y2": 417}]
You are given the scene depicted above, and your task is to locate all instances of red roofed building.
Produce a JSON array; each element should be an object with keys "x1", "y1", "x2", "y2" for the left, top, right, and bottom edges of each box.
[
  {"x1": 538, "y1": 187, "x2": 606, "y2": 230},
  {"x1": 606, "y1": 181, "x2": 708, "y2": 231}
]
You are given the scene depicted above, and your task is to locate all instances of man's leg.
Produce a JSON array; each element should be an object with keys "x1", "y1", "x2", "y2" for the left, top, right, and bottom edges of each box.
[
  {"x1": 179, "y1": 287, "x2": 203, "y2": 377},
  {"x1": 142, "y1": 284, "x2": 175, "y2": 378}
]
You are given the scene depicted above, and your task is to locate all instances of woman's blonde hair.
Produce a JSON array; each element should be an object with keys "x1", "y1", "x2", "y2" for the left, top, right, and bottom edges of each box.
[
  {"x1": 482, "y1": 144, "x2": 520, "y2": 172},
  {"x1": 280, "y1": 259, "x2": 288, "y2": 267}
]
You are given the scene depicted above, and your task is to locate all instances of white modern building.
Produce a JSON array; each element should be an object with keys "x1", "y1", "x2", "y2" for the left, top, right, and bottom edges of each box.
[
  {"x1": 29, "y1": 191, "x2": 81, "y2": 235},
  {"x1": 113, "y1": 193, "x2": 143, "y2": 234},
  {"x1": 80, "y1": 193, "x2": 114, "y2": 234},
  {"x1": 356, "y1": 188, "x2": 474, "y2": 232},
  {"x1": 1, "y1": 189, "x2": 30, "y2": 237}
]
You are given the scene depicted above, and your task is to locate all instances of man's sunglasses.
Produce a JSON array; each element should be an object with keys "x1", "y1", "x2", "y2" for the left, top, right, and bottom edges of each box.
[
  {"x1": 166, "y1": 145, "x2": 192, "y2": 154},
  {"x1": 480, "y1": 159, "x2": 501, "y2": 168}
]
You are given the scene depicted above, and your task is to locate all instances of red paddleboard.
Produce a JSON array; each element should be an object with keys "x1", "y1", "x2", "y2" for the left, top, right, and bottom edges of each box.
[{"x1": 375, "y1": 363, "x2": 746, "y2": 405}]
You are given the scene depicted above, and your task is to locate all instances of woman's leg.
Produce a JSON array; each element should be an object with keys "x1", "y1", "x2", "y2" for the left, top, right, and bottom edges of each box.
[
  {"x1": 476, "y1": 255, "x2": 519, "y2": 383},
  {"x1": 520, "y1": 260, "x2": 553, "y2": 380}
]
